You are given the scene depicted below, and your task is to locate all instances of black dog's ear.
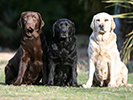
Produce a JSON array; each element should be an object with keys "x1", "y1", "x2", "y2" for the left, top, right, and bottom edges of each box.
[
  {"x1": 17, "y1": 12, "x2": 26, "y2": 27},
  {"x1": 37, "y1": 12, "x2": 45, "y2": 29},
  {"x1": 52, "y1": 22, "x2": 57, "y2": 37},
  {"x1": 71, "y1": 21, "x2": 75, "y2": 33},
  {"x1": 68, "y1": 20, "x2": 75, "y2": 34}
]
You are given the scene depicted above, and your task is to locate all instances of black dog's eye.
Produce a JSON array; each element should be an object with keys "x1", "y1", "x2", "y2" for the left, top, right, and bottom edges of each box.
[
  {"x1": 58, "y1": 25, "x2": 61, "y2": 28},
  {"x1": 65, "y1": 23, "x2": 69, "y2": 27},
  {"x1": 58, "y1": 23, "x2": 63, "y2": 28}
]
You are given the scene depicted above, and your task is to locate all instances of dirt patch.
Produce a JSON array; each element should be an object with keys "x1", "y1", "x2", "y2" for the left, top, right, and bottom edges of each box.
[
  {"x1": 0, "y1": 47, "x2": 89, "y2": 72},
  {"x1": 0, "y1": 52, "x2": 16, "y2": 61}
]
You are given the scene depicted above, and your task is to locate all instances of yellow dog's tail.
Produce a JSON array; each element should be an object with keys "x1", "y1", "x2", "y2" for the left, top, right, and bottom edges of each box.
[{"x1": 124, "y1": 84, "x2": 133, "y2": 87}]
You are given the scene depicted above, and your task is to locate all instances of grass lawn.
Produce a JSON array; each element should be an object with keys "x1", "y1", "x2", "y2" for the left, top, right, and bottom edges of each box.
[{"x1": 0, "y1": 59, "x2": 133, "y2": 100}]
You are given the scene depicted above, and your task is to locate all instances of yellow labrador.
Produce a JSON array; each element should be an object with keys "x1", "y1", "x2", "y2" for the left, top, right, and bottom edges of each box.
[
  {"x1": 82, "y1": 12, "x2": 128, "y2": 88},
  {"x1": 93, "y1": 52, "x2": 128, "y2": 87}
]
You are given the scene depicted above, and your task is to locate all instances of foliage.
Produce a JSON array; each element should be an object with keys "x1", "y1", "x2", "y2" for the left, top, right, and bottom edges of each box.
[
  {"x1": 103, "y1": 0, "x2": 133, "y2": 63},
  {"x1": 0, "y1": 0, "x2": 66, "y2": 49},
  {"x1": 0, "y1": 0, "x2": 114, "y2": 49},
  {"x1": 120, "y1": 31, "x2": 133, "y2": 63}
]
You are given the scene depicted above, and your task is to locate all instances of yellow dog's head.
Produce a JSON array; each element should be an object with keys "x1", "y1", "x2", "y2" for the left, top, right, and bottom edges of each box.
[{"x1": 90, "y1": 12, "x2": 115, "y2": 34}]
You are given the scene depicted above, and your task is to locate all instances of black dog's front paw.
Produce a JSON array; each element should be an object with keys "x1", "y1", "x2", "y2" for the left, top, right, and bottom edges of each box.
[
  {"x1": 48, "y1": 80, "x2": 54, "y2": 86},
  {"x1": 72, "y1": 82, "x2": 79, "y2": 87}
]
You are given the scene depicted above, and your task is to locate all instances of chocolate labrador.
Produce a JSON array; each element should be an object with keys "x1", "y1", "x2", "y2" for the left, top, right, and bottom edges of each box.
[{"x1": 5, "y1": 11, "x2": 47, "y2": 85}]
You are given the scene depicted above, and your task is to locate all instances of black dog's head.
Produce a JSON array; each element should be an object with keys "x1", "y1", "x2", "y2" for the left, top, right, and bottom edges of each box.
[
  {"x1": 52, "y1": 18, "x2": 75, "y2": 41},
  {"x1": 18, "y1": 11, "x2": 44, "y2": 38}
]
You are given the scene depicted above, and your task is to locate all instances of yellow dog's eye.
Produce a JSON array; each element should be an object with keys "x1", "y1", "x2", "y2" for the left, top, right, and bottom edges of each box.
[
  {"x1": 96, "y1": 19, "x2": 100, "y2": 22},
  {"x1": 105, "y1": 19, "x2": 108, "y2": 22}
]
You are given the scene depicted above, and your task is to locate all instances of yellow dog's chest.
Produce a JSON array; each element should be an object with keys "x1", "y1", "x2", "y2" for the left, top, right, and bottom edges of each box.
[{"x1": 88, "y1": 36, "x2": 116, "y2": 61}]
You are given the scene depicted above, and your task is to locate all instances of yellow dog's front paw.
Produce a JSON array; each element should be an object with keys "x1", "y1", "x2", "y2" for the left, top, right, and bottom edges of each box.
[
  {"x1": 82, "y1": 84, "x2": 91, "y2": 88},
  {"x1": 108, "y1": 82, "x2": 117, "y2": 87}
]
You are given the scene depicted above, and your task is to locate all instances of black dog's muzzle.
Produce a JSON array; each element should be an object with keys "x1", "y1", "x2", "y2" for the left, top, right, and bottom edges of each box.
[{"x1": 60, "y1": 28, "x2": 69, "y2": 38}]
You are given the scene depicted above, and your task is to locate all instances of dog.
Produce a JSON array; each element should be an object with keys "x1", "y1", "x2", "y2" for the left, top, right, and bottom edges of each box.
[
  {"x1": 93, "y1": 52, "x2": 111, "y2": 87},
  {"x1": 82, "y1": 12, "x2": 129, "y2": 88},
  {"x1": 93, "y1": 52, "x2": 128, "y2": 87},
  {"x1": 5, "y1": 11, "x2": 46, "y2": 85},
  {"x1": 48, "y1": 18, "x2": 78, "y2": 86}
]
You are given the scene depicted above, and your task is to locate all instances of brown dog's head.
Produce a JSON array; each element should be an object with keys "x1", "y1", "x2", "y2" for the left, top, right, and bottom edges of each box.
[{"x1": 18, "y1": 11, "x2": 44, "y2": 37}]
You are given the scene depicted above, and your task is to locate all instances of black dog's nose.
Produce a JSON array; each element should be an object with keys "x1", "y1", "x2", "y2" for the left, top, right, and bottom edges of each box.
[{"x1": 62, "y1": 30, "x2": 66, "y2": 33}]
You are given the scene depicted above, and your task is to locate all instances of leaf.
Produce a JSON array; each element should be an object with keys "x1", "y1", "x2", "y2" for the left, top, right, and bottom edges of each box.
[
  {"x1": 104, "y1": 3, "x2": 116, "y2": 8},
  {"x1": 126, "y1": 31, "x2": 133, "y2": 37},
  {"x1": 102, "y1": 0, "x2": 133, "y2": 5}
]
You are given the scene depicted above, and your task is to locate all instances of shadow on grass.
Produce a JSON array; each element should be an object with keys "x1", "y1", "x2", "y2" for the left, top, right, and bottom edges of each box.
[{"x1": 0, "y1": 82, "x2": 6, "y2": 85}]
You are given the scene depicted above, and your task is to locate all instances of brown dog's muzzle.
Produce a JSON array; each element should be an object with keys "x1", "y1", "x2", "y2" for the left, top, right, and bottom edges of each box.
[
  {"x1": 26, "y1": 25, "x2": 34, "y2": 33},
  {"x1": 25, "y1": 18, "x2": 35, "y2": 33}
]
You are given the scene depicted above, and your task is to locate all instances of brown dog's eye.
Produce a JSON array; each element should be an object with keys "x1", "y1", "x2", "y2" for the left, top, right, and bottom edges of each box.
[
  {"x1": 105, "y1": 19, "x2": 108, "y2": 22},
  {"x1": 32, "y1": 16, "x2": 36, "y2": 20},
  {"x1": 96, "y1": 19, "x2": 100, "y2": 22},
  {"x1": 24, "y1": 17, "x2": 27, "y2": 21}
]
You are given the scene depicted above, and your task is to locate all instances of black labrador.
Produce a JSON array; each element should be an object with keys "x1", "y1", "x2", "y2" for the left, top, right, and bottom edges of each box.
[{"x1": 48, "y1": 18, "x2": 78, "y2": 86}]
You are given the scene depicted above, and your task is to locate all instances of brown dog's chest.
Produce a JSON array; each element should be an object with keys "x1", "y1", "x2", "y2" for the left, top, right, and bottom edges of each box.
[{"x1": 21, "y1": 36, "x2": 42, "y2": 55}]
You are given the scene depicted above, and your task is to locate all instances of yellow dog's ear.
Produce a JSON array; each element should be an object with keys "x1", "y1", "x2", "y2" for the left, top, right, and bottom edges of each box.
[
  {"x1": 111, "y1": 17, "x2": 116, "y2": 31},
  {"x1": 90, "y1": 15, "x2": 96, "y2": 31}
]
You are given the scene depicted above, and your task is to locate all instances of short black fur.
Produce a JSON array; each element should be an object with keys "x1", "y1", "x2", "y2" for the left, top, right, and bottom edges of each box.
[{"x1": 48, "y1": 18, "x2": 78, "y2": 86}]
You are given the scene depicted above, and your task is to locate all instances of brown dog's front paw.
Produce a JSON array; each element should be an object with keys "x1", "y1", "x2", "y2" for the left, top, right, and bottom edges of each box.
[{"x1": 13, "y1": 78, "x2": 22, "y2": 86}]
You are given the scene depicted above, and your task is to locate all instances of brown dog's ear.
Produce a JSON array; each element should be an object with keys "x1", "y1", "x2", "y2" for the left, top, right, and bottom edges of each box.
[
  {"x1": 17, "y1": 19, "x2": 21, "y2": 27},
  {"x1": 111, "y1": 17, "x2": 116, "y2": 31},
  {"x1": 17, "y1": 12, "x2": 26, "y2": 27},
  {"x1": 37, "y1": 13, "x2": 44, "y2": 29}
]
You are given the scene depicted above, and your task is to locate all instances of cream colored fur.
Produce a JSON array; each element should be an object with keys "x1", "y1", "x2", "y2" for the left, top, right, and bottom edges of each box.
[
  {"x1": 83, "y1": 12, "x2": 129, "y2": 88},
  {"x1": 94, "y1": 52, "x2": 128, "y2": 87}
]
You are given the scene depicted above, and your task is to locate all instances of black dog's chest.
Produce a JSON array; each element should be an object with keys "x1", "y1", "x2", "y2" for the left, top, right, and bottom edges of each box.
[
  {"x1": 50, "y1": 42, "x2": 76, "y2": 62},
  {"x1": 52, "y1": 43, "x2": 69, "y2": 57}
]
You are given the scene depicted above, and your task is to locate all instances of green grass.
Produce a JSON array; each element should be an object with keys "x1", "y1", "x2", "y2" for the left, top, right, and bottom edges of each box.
[{"x1": 0, "y1": 61, "x2": 133, "y2": 100}]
